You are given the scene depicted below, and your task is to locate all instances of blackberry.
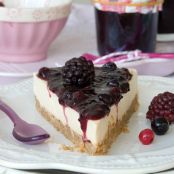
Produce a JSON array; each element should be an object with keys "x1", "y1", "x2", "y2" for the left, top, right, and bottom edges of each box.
[
  {"x1": 38, "y1": 67, "x2": 50, "y2": 80},
  {"x1": 102, "y1": 62, "x2": 117, "y2": 71},
  {"x1": 146, "y1": 92, "x2": 174, "y2": 123},
  {"x1": 120, "y1": 68, "x2": 132, "y2": 80},
  {"x1": 119, "y1": 81, "x2": 130, "y2": 93},
  {"x1": 107, "y1": 79, "x2": 119, "y2": 87},
  {"x1": 98, "y1": 94, "x2": 114, "y2": 106},
  {"x1": 38, "y1": 67, "x2": 61, "y2": 81},
  {"x1": 151, "y1": 117, "x2": 169, "y2": 135},
  {"x1": 62, "y1": 57, "x2": 95, "y2": 87}
]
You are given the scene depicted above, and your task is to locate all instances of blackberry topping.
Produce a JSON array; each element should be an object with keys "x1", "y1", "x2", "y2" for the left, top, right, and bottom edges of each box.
[
  {"x1": 119, "y1": 68, "x2": 132, "y2": 80},
  {"x1": 38, "y1": 67, "x2": 61, "y2": 81},
  {"x1": 107, "y1": 78, "x2": 130, "y2": 93},
  {"x1": 119, "y1": 81, "x2": 130, "y2": 93},
  {"x1": 62, "y1": 57, "x2": 95, "y2": 87},
  {"x1": 110, "y1": 87, "x2": 123, "y2": 103},
  {"x1": 37, "y1": 61, "x2": 132, "y2": 141},
  {"x1": 59, "y1": 90, "x2": 87, "y2": 108},
  {"x1": 38, "y1": 67, "x2": 50, "y2": 80},
  {"x1": 146, "y1": 92, "x2": 174, "y2": 123},
  {"x1": 98, "y1": 94, "x2": 114, "y2": 106},
  {"x1": 59, "y1": 90, "x2": 72, "y2": 105},
  {"x1": 107, "y1": 79, "x2": 119, "y2": 87},
  {"x1": 102, "y1": 62, "x2": 117, "y2": 71}
]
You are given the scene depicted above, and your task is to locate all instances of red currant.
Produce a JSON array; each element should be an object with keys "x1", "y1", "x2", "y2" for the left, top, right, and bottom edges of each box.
[{"x1": 139, "y1": 129, "x2": 154, "y2": 145}]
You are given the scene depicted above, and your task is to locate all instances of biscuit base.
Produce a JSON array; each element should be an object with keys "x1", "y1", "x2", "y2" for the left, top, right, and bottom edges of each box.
[{"x1": 36, "y1": 95, "x2": 138, "y2": 155}]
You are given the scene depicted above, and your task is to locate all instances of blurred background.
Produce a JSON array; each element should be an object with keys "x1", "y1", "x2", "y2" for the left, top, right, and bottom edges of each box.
[{"x1": 72, "y1": 0, "x2": 89, "y2": 3}]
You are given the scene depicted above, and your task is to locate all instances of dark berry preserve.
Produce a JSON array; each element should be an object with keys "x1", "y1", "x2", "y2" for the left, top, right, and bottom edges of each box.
[
  {"x1": 95, "y1": 8, "x2": 158, "y2": 55},
  {"x1": 38, "y1": 58, "x2": 132, "y2": 141},
  {"x1": 158, "y1": 0, "x2": 174, "y2": 34}
]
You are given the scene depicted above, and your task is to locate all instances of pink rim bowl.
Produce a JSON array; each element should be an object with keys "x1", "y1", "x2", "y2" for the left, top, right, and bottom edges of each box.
[{"x1": 0, "y1": 0, "x2": 72, "y2": 63}]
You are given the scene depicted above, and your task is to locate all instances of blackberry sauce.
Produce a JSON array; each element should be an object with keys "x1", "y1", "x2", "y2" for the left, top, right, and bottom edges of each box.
[
  {"x1": 38, "y1": 66, "x2": 132, "y2": 141},
  {"x1": 95, "y1": 8, "x2": 158, "y2": 55},
  {"x1": 158, "y1": 0, "x2": 174, "y2": 34}
]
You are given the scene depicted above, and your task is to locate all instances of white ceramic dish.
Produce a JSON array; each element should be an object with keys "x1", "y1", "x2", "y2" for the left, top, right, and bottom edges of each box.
[{"x1": 0, "y1": 76, "x2": 174, "y2": 174}]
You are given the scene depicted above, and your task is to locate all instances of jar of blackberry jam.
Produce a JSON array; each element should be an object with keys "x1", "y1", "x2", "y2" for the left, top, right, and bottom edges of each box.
[
  {"x1": 93, "y1": 0, "x2": 163, "y2": 56},
  {"x1": 158, "y1": 0, "x2": 174, "y2": 41}
]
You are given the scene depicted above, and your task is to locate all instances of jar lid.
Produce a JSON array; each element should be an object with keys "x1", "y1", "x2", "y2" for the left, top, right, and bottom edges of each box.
[{"x1": 93, "y1": 0, "x2": 163, "y2": 13}]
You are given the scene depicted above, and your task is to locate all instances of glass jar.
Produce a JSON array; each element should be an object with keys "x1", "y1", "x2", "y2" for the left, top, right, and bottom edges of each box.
[
  {"x1": 158, "y1": 0, "x2": 174, "y2": 43},
  {"x1": 158, "y1": 0, "x2": 174, "y2": 34},
  {"x1": 93, "y1": 0, "x2": 163, "y2": 56}
]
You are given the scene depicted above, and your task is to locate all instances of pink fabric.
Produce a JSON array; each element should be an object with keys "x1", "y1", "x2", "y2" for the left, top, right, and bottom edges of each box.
[
  {"x1": 83, "y1": 51, "x2": 174, "y2": 64},
  {"x1": 0, "y1": 17, "x2": 67, "y2": 63}
]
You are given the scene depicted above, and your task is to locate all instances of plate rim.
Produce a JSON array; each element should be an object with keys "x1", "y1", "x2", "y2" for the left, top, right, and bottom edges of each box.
[{"x1": 0, "y1": 76, "x2": 174, "y2": 174}]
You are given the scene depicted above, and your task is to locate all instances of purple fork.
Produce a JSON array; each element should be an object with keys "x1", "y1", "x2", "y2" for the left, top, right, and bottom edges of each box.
[{"x1": 0, "y1": 99, "x2": 50, "y2": 145}]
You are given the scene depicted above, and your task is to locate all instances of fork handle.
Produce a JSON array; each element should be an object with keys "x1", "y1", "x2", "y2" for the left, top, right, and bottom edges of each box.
[{"x1": 0, "y1": 99, "x2": 22, "y2": 125}]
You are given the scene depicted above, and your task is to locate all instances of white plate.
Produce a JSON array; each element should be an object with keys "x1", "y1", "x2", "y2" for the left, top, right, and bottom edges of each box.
[{"x1": 0, "y1": 76, "x2": 174, "y2": 174}]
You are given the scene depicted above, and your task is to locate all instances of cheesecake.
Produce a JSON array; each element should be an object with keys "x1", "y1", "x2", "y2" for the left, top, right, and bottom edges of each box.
[{"x1": 33, "y1": 57, "x2": 138, "y2": 155}]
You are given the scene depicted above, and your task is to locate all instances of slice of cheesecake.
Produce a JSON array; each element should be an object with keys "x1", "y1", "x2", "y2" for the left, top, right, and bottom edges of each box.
[{"x1": 33, "y1": 57, "x2": 138, "y2": 155}]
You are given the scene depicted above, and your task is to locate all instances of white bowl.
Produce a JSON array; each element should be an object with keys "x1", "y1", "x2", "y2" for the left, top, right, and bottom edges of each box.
[{"x1": 0, "y1": 0, "x2": 72, "y2": 22}]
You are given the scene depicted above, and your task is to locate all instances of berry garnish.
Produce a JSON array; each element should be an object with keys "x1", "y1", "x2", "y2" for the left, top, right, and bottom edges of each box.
[
  {"x1": 98, "y1": 94, "x2": 114, "y2": 106},
  {"x1": 119, "y1": 81, "x2": 130, "y2": 93},
  {"x1": 102, "y1": 62, "x2": 117, "y2": 71},
  {"x1": 37, "y1": 67, "x2": 50, "y2": 80},
  {"x1": 139, "y1": 129, "x2": 154, "y2": 145},
  {"x1": 151, "y1": 117, "x2": 169, "y2": 135},
  {"x1": 62, "y1": 57, "x2": 95, "y2": 87},
  {"x1": 146, "y1": 92, "x2": 174, "y2": 123},
  {"x1": 107, "y1": 79, "x2": 119, "y2": 87}
]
